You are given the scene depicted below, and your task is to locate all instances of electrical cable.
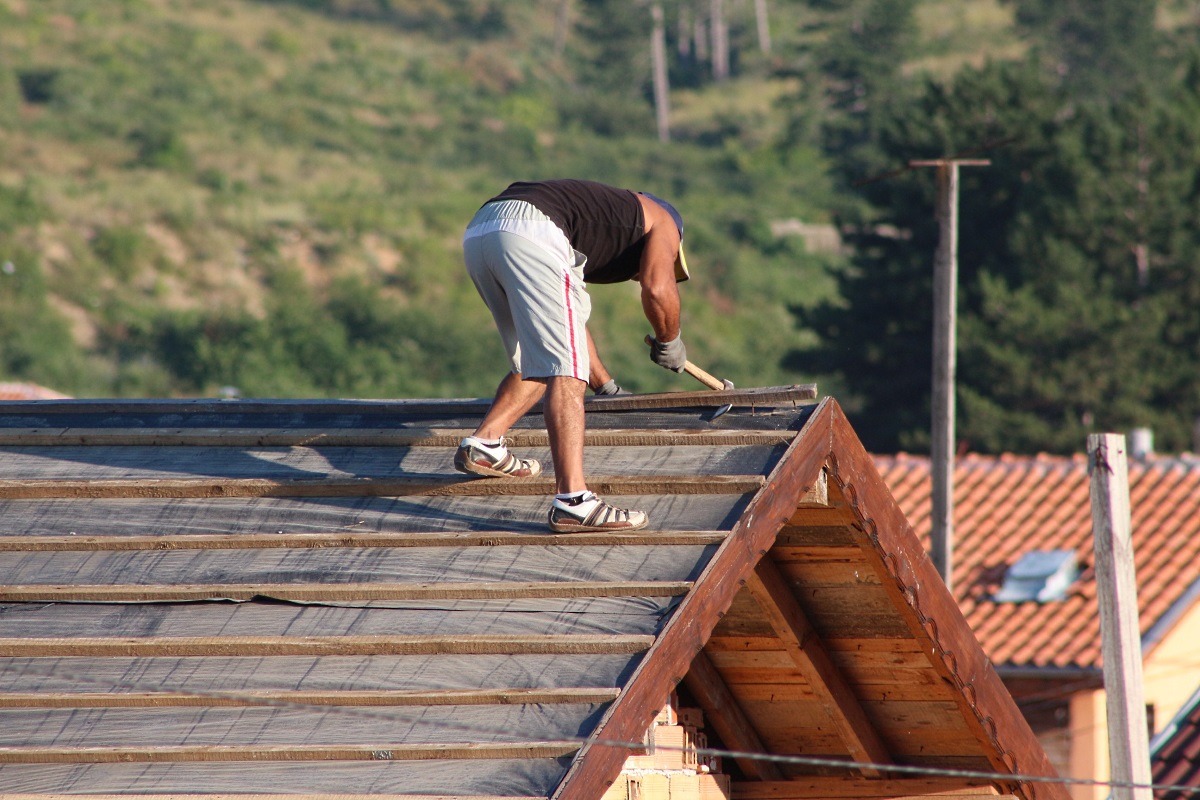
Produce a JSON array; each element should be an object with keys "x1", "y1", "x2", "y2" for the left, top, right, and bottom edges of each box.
[{"x1": 5, "y1": 657, "x2": 1200, "y2": 796}]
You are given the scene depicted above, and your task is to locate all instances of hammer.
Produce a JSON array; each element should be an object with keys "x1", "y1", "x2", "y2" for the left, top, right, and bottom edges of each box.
[{"x1": 648, "y1": 335, "x2": 729, "y2": 398}]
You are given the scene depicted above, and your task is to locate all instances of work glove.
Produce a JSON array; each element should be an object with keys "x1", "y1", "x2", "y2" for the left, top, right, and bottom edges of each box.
[
  {"x1": 593, "y1": 379, "x2": 629, "y2": 396},
  {"x1": 648, "y1": 335, "x2": 687, "y2": 373}
]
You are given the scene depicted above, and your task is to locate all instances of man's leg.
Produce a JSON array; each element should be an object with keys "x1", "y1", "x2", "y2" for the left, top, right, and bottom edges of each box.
[
  {"x1": 455, "y1": 372, "x2": 546, "y2": 479},
  {"x1": 544, "y1": 375, "x2": 648, "y2": 533},
  {"x1": 543, "y1": 375, "x2": 587, "y2": 494},
  {"x1": 473, "y1": 372, "x2": 546, "y2": 441}
]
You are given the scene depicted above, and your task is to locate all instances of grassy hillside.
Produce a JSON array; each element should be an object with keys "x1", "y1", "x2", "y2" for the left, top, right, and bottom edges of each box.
[{"x1": 0, "y1": 0, "x2": 1030, "y2": 399}]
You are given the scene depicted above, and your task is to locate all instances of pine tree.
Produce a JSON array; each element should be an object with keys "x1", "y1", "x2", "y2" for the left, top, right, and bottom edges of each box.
[{"x1": 791, "y1": 57, "x2": 1200, "y2": 454}]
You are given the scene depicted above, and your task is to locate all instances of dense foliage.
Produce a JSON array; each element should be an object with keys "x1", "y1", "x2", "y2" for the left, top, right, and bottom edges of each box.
[
  {"x1": 792, "y1": 0, "x2": 1200, "y2": 453},
  {"x1": 1, "y1": 0, "x2": 1199, "y2": 454},
  {"x1": 0, "y1": 0, "x2": 838, "y2": 400}
]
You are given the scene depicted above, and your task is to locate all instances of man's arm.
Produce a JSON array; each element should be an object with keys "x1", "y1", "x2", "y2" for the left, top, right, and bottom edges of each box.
[
  {"x1": 635, "y1": 194, "x2": 682, "y2": 342},
  {"x1": 586, "y1": 327, "x2": 614, "y2": 391}
]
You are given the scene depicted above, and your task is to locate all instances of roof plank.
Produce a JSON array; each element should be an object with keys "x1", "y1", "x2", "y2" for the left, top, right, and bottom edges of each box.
[
  {"x1": 0, "y1": 474, "x2": 763, "y2": 500},
  {"x1": 0, "y1": 580, "x2": 693, "y2": 603},
  {"x1": 0, "y1": 427, "x2": 794, "y2": 448},
  {"x1": 0, "y1": 742, "x2": 582, "y2": 763},
  {"x1": 0, "y1": 492, "x2": 753, "y2": 536},
  {"x1": 0, "y1": 687, "x2": 622, "y2": 709},
  {"x1": 0, "y1": 635, "x2": 656, "y2": 658}
]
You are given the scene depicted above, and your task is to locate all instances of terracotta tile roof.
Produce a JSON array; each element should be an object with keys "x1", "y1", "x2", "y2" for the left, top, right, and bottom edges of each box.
[
  {"x1": 1151, "y1": 685, "x2": 1200, "y2": 798},
  {"x1": 874, "y1": 452, "x2": 1200, "y2": 669},
  {"x1": 0, "y1": 382, "x2": 70, "y2": 400}
]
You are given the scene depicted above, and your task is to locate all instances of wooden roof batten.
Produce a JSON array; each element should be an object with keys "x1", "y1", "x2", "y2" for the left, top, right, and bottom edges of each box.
[{"x1": 0, "y1": 386, "x2": 1068, "y2": 800}]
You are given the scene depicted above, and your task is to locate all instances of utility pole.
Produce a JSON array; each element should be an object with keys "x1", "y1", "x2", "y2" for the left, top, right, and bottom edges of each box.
[
  {"x1": 910, "y1": 159, "x2": 988, "y2": 590},
  {"x1": 1088, "y1": 433, "x2": 1153, "y2": 800}
]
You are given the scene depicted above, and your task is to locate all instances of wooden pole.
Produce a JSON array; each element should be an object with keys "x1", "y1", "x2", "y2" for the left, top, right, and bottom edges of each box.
[
  {"x1": 651, "y1": 3, "x2": 671, "y2": 143},
  {"x1": 910, "y1": 159, "x2": 987, "y2": 590},
  {"x1": 1088, "y1": 433, "x2": 1152, "y2": 800}
]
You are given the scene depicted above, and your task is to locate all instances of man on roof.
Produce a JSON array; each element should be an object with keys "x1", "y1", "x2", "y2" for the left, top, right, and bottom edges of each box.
[{"x1": 455, "y1": 178, "x2": 690, "y2": 533}]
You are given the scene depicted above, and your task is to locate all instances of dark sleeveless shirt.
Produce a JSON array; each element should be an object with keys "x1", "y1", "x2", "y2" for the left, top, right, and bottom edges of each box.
[{"x1": 488, "y1": 179, "x2": 645, "y2": 284}]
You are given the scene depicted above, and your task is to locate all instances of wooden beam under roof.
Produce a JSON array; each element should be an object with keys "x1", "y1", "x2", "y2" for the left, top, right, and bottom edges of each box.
[
  {"x1": 746, "y1": 556, "x2": 892, "y2": 776},
  {"x1": 683, "y1": 649, "x2": 785, "y2": 781},
  {"x1": 732, "y1": 777, "x2": 1006, "y2": 799}
]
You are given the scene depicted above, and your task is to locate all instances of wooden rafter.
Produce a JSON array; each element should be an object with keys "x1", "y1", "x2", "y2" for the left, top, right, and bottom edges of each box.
[
  {"x1": 746, "y1": 556, "x2": 892, "y2": 776},
  {"x1": 682, "y1": 649, "x2": 784, "y2": 781}
]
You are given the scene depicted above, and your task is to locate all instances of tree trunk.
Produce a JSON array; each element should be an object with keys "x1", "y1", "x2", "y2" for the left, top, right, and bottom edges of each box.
[
  {"x1": 651, "y1": 3, "x2": 671, "y2": 142},
  {"x1": 755, "y1": 0, "x2": 770, "y2": 54},
  {"x1": 554, "y1": 0, "x2": 571, "y2": 57},
  {"x1": 711, "y1": 0, "x2": 729, "y2": 81}
]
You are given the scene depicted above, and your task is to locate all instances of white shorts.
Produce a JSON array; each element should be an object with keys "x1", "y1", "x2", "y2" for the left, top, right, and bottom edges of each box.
[{"x1": 463, "y1": 200, "x2": 591, "y2": 380}]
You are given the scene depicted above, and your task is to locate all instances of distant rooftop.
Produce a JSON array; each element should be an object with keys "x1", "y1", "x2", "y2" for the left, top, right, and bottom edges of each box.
[
  {"x1": 0, "y1": 382, "x2": 70, "y2": 400},
  {"x1": 875, "y1": 452, "x2": 1200, "y2": 669}
]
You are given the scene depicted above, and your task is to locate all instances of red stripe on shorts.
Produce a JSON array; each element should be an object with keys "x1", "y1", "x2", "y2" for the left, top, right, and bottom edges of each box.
[{"x1": 563, "y1": 268, "x2": 580, "y2": 378}]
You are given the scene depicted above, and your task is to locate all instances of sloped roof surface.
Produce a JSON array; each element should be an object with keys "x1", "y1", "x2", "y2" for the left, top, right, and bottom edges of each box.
[
  {"x1": 1151, "y1": 685, "x2": 1200, "y2": 798},
  {"x1": 0, "y1": 392, "x2": 1066, "y2": 800},
  {"x1": 874, "y1": 453, "x2": 1200, "y2": 669}
]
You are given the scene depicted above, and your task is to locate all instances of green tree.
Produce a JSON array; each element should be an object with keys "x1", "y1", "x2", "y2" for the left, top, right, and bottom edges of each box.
[
  {"x1": 791, "y1": 57, "x2": 1200, "y2": 454},
  {"x1": 1003, "y1": 0, "x2": 1162, "y2": 100}
]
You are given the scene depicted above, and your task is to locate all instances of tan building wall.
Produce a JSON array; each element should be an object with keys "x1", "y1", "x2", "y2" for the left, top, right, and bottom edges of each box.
[{"x1": 1143, "y1": 600, "x2": 1200, "y2": 728}]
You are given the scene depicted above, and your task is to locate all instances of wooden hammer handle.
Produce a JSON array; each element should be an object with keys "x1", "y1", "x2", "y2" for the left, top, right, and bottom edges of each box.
[
  {"x1": 683, "y1": 361, "x2": 727, "y2": 391},
  {"x1": 645, "y1": 336, "x2": 727, "y2": 391}
]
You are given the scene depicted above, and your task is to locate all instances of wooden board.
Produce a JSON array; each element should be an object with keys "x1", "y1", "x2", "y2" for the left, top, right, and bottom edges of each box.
[
  {"x1": 0, "y1": 598, "x2": 677, "y2": 640},
  {"x1": 0, "y1": 687, "x2": 622, "y2": 709},
  {"x1": 0, "y1": 704, "x2": 599, "y2": 749},
  {"x1": 0, "y1": 442, "x2": 788, "y2": 481},
  {"x1": 0, "y1": 474, "x2": 764, "y2": 500},
  {"x1": 0, "y1": 386, "x2": 817, "y2": 418},
  {"x1": 0, "y1": 543, "x2": 718, "y2": 585},
  {"x1": 0, "y1": 427, "x2": 795, "y2": 448},
  {"x1": 0, "y1": 493, "x2": 754, "y2": 537},
  {"x1": 0, "y1": 759, "x2": 571, "y2": 795},
  {"x1": 0, "y1": 581, "x2": 693, "y2": 603},
  {"x1": 0, "y1": 653, "x2": 642, "y2": 695},
  {"x1": 0, "y1": 634, "x2": 656, "y2": 658}
]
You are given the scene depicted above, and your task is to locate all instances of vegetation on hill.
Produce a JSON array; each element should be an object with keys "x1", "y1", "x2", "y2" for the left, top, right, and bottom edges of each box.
[{"x1": 1, "y1": 0, "x2": 1198, "y2": 453}]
